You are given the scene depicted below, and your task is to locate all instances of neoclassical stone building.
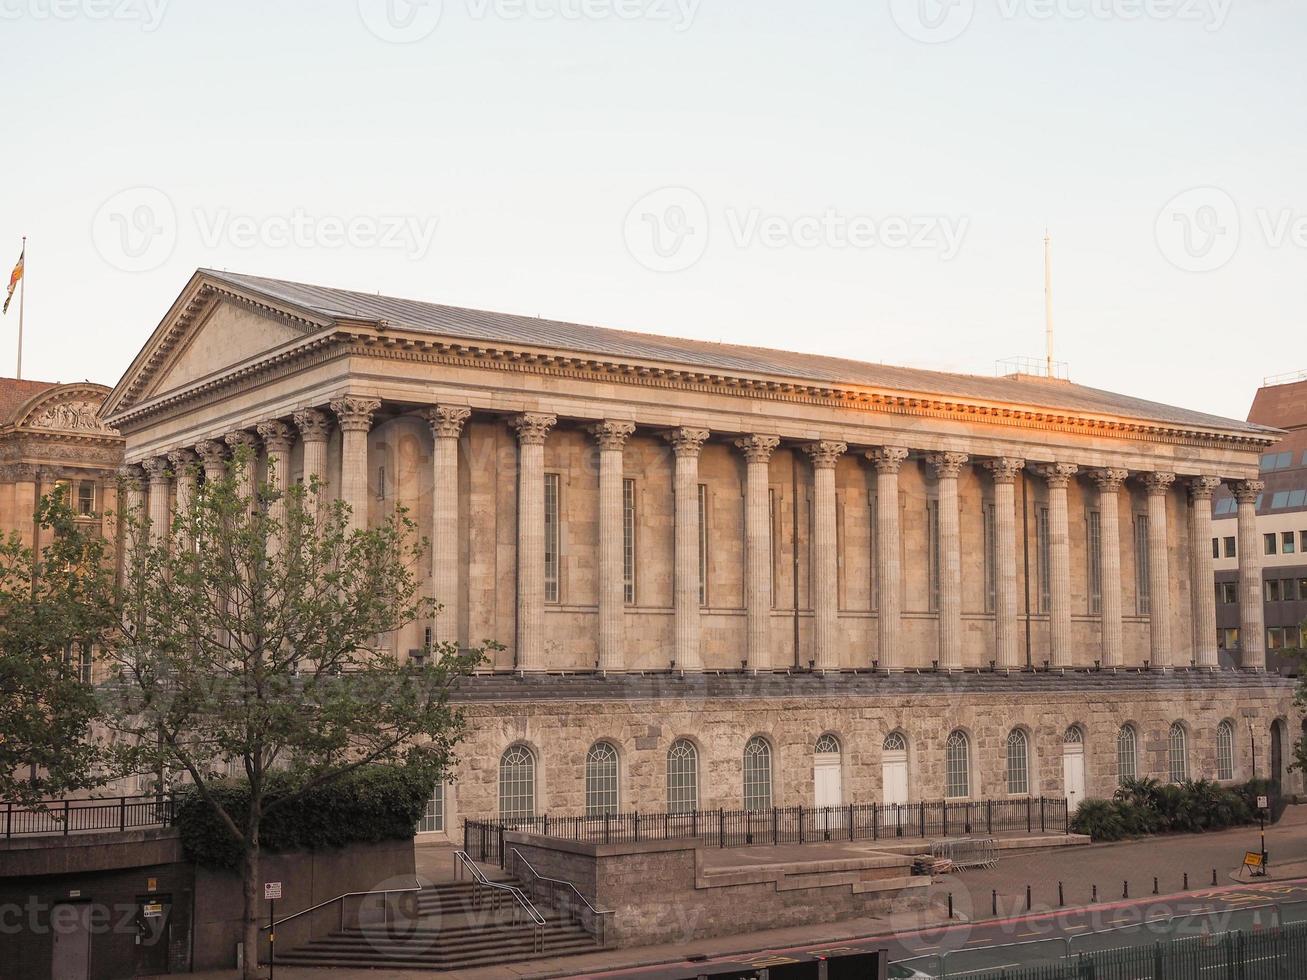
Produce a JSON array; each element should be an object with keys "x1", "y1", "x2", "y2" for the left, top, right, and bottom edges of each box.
[{"x1": 102, "y1": 270, "x2": 1299, "y2": 833}]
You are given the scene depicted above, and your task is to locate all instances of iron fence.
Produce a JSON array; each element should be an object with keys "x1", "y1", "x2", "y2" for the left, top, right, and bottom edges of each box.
[
  {"x1": 2, "y1": 794, "x2": 175, "y2": 839},
  {"x1": 465, "y1": 796, "x2": 1068, "y2": 867}
]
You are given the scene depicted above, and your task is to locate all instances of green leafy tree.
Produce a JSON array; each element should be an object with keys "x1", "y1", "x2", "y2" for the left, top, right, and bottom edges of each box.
[
  {"x1": 0, "y1": 486, "x2": 112, "y2": 804},
  {"x1": 103, "y1": 454, "x2": 485, "y2": 979}
]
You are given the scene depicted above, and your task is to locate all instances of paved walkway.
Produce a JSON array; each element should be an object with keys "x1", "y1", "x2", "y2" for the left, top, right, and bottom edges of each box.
[{"x1": 169, "y1": 808, "x2": 1307, "y2": 980}]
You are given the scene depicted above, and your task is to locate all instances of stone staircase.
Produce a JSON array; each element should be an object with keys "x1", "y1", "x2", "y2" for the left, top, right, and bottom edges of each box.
[{"x1": 272, "y1": 878, "x2": 599, "y2": 971}]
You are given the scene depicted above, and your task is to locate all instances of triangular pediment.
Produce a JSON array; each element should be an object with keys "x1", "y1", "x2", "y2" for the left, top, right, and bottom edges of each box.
[{"x1": 103, "y1": 271, "x2": 335, "y2": 420}]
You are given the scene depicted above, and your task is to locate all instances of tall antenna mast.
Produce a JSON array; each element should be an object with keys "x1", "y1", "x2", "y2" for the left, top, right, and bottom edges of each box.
[{"x1": 1043, "y1": 229, "x2": 1054, "y2": 378}]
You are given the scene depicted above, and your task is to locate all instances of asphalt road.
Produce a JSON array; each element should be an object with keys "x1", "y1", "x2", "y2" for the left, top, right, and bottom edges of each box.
[{"x1": 574, "y1": 877, "x2": 1307, "y2": 979}]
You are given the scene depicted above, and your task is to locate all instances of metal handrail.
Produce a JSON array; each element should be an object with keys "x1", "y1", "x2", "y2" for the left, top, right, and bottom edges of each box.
[
  {"x1": 258, "y1": 879, "x2": 422, "y2": 932},
  {"x1": 509, "y1": 847, "x2": 614, "y2": 946},
  {"x1": 453, "y1": 849, "x2": 546, "y2": 948}
]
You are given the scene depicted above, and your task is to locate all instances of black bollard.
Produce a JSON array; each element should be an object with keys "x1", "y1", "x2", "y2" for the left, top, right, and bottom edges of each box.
[
  {"x1": 1183, "y1": 872, "x2": 1189, "y2": 890},
  {"x1": 1212, "y1": 869, "x2": 1218, "y2": 886},
  {"x1": 1153, "y1": 876, "x2": 1159, "y2": 895},
  {"x1": 1123, "y1": 881, "x2": 1129, "y2": 899},
  {"x1": 1092, "y1": 883, "x2": 1097, "y2": 903},
  {"x1": 1026, "y1": 884, "x2": 1032, "y2": 911},
  {"x1": 948, "y1": 892, "x2": 954, "y2": 919},
  {"x1": 1058, "y1": 881, "x2": 1064, "y2": 906},
  {"x1": 992, "y1": 889, "x2": 997, "y2": 916}
]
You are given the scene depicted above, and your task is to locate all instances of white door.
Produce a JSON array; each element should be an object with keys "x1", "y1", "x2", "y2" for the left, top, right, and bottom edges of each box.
[
  {"x1": 882, "y1": 743, "x2": 909, "y2": 829},
  {"x1": 814, "y1": 734, "x2": 844, "y2": 832},
  {"x1": 1063, "y1": 746, "x2": 1085, "y2": 812}
]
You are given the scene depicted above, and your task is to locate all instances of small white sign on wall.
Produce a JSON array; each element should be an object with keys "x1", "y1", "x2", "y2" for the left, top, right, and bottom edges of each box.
[{"x1": 264, "y1": 881, "x2": 282, "y2": 901}]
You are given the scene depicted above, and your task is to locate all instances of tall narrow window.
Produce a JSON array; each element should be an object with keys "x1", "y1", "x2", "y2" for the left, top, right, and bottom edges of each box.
[
  {"x1": 698, "y1": 483, "x2": 709, "y2": 606},
  {"x1": 376, "y1": 465, "x2": 386, "y2": 501},
  {"x1": 1087, "y1": 511, "x2": 1103, "y2": 614},
  {"x1": 417, "y1": 783, "x2": 444, "y2": 833},
  {"x1": 667, "y1": 739, "x2": 699, "y2": 814},
  {"x1": 983, "y1": 503, "x2": 997, "y2": 613},
  {"x1": 622, "y1": 478, "x2": 636, "y2": 604},
  {"x1": 1006, "y1": 729, "x2": 1030, "y2": 796},
  {"x1": 1168, "y1": 723, "x2": 1188, "y2": 784},
  {"x1": 1117, "y1": 725, "x2": 1137, "y2": 785},
  {"x1": 544, "y1": 473, "x2": 561, "y2": 603},
  {"x1": 585, "y1": 741, "x2": 620, "y2": 816},
  {"x1": 743, "y1": 736, "x2": 772, "y2": 811},
  {"x1": 499, "y1": 745, "x2": 536, "y2": 821},
  {"x1": 946, "y1": 730, "x2": 970, "y2": 799},
  {"x1": 768, "y1": 488, "x2": 777, "y2": 607},
  {"x1": 1134, "y1": 514, "x2": 1151, "y2": 615},
  {"x1": 76, "y1": 482, "x2": 96, "y2": 516},
  {"x1": 869, "y1": 493, "x2": 878, "y2": 611},
  {"x1": 1216, "y1": 721, "x2": 1235, "y2": 781},
  {"x1": 1037, "y1": 506, "x2": 1051, "y2": 614},
  {"x1": 926, "y1": 498, "x2": 940, "y2": 612}
]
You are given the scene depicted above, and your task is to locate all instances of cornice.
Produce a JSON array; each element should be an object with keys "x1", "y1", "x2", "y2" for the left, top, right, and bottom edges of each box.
[{"x1": 106, "y1": 321, "x2": 1278, "y2": 454}]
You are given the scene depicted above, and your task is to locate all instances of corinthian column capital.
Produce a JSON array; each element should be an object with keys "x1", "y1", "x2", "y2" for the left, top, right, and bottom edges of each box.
[
  {"x1": 167, "y1": 448, "x2": 198, "y2": 473},
  {"x1": 510, "y1": 412, "x2": 558, "y2": 446},
  {"x1": 141, "y1": 457, "x2": 170, "y2": 483},
  {"x1": 926, "y1": 451, "x2": 969, "y2": 479},
  {"x1": 1140, "y1": 471, "x2": 1176, "y2": 495},
  {"x1": 1090, "y1": 468, "x2": 1128, "y2": 493},
  {"x1": 734, "y1": 434, "x2": 780, "y2": 463},
  {"x1": 256, "y1": 420, "x2": 295, "y2": 455},
  {"x1": 330, "y1": 396, "x2": 382, "y2": 433},
  {"x1": 803, "y1": 440, "x2": 847, "y2": 469},
  {"x1": 866, "y1": 445, "x2": 910, "y2": 474},
  {"x1": 423, "y1": 406, "x2": 472, "y2": 439},
  {"x1": 589, "y1": 419, "x2": 636, "y2": 451},
  {"x1": 664, "y1": 427, "x2": 709, "y2": 457},
  {"x1": 1233, "y1": 479, "x2": 1265, "y2": 504},
  {"x1": 292, "y1": 408, "x2": 332, "y2": 443},
  {"x1": 1188, "y1": 476, "x2": 1223, "y2": 502},
  {"x1": 1033, "y1": 462, "x2": 1079, "y2": 489},
  {"x1": 982, "y1": 456, "x2": 1025, "y2": 484}
]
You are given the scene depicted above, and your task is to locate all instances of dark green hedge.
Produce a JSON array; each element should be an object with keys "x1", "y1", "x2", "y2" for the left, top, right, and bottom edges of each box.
[
  {"x1": 1070, "y1": 777, "x2": 1266, "y2": 842},
  {"x1": 174, "y1": 765, "x2": 434, "y2": 870}
]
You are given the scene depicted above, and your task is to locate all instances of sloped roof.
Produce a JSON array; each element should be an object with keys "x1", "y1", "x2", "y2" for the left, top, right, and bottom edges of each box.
[
  {"x1": 0, "y1": 378, "x2": 58, "y2": 425},
  {"x1": 199, "y1": 269, "x2": 1271, "y2": 437}
]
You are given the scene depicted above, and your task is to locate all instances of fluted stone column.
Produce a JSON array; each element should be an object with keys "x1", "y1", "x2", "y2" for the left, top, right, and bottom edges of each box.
[
  {"x1": 1189, "y1": 477, "x2": 1222, "y2": 668},
  {"x1": 168, "y1": 449, "x2": 198, "y2": 550},
  {"x1": 1036, "y1": 463, "x2": 1078, "y2": 667},
  {"x1": 591, "y1": 420, "x2": 636, "y2": 672},
  {"x1": 330, "y1": 397, "x2": 381, "y2": 533},
  {"x1": 927, "y1": 452, "x2": 968, "y2": 671},
  {"x1": 735, "y1": 435, "x2": 780, "y2": 671},
  {"x1": 867, "y1": 446, "x2": 909, "y2": 671},
  {"x1": 117, "y1": 463, "x2": 146, "y2": 577},
  {"x1": 1091, "y1": 469, "x2": 1127, "y2": 667},
  {"x1": 1235, "y1": 479, "x2": 1266, "y2": 670},
  {"x1": 293, "y1": 409, "x2": 331, "y2": 487},
  {"x1": 224, "y1": 431, "x2": 260, "y2": 515},
  {"x1": 510, "y1": 413, "x2": 558, "y2": 672},
  {"x1": 803, "y1": 441, "x2": 847, "y2": 672},
  {"x1": 984, "y1": 457, "x2": 1025, "y2": 669},
  {"x1": 1142, "y1": 472, "x2": 1176, "y2": 669},
  {"x1": 256, "y1": 421, "x2": 295, "y2": 535},
  {"x1": 666, "y1": 427, "x2": 709, "y2": 673},
  {"x1": 423, "y1": 407, "x2": 471, "y2": 648},
  {"x1": 194, "y1": 439, "x2": 228, "y2": 487},
  {"x1": 142, "y1": 457, "x2": 171, "y2": 547}
]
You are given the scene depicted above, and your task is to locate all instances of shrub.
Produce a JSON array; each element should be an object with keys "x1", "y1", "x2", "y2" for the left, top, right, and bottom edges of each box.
[
  {"x1": 1072, "y1": 778, "x2": 1258, "y2": 842},
  {"x1": 174, "y1": 764, "x2": 435, "y2": 870},
  {"x1": 1070, "y1": 799, "x2": 1127, "y2": 841}
]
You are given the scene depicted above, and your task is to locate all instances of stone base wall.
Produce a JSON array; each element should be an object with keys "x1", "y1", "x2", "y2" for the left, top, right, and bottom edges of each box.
[
  {"x1": 441, "y1": 673, "x2": 1300, "y2": 831},
  {"x1": 505, "y1": 832, "x2": 926, "y2": 947}
]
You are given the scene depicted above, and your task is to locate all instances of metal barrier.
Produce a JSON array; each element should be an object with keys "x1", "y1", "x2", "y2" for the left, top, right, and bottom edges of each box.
[
  {"x1": 453, "y1": 850, "x2": 547, "y2": 951},
  {"x1": 931, "y1": 836, "x2": 998, "y2": 870},
  {"x1": 2, "y1": 794, "x2": 174, "y2": 838},
  {"x1": 508, "y1": 848, "x2": 613, "y2": 947},
  {"x1": 465, "y1": 796, "x2": 1068, "y2": 867}
]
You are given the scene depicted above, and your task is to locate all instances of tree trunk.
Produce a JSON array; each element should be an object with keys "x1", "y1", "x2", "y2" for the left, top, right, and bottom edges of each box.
[{"x1": 242, "y1": 844, "x2": 261, "y2": 979}]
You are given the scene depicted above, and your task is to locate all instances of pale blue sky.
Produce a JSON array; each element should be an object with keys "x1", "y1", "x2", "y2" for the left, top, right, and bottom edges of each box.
[{"x1": 1, "y1": 0, "x2": 1304, "y2": 419}]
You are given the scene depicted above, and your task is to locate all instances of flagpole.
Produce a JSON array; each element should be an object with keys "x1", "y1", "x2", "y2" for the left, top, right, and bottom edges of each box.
[{"x1": 16, "y1": 236, "x2": 25, "y2": 381}]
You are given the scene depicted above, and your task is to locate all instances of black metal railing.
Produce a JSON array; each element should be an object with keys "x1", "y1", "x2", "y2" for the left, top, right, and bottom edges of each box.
[
  {"x1": 465, "y1": 796, "x2": 1068, "y2": 866},
  {"x1": 2, "y1": 794, "x2": 175, "y2": 839}
]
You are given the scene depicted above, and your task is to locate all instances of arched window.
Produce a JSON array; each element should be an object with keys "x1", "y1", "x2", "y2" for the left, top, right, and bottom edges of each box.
[
  {"x1": 1169, "y1": 723, "x2": 1188, "y2": 784},
  {"x1": 883, "y1": 732, "x2": 907, "y2": 753},
  {"x1": 1216, "y1": 721, "x2": 1235, "y2": 781},
  {"x1": 945, "y1": 730, "x2": 970, "y2": 799},
  {"x1": 667, "y1": 739, "x2": 699, "y2": 814},
  {"x1": 743, "y1": 736, "x2": 773, "y2": 811},
  {"x1": 1116, "y1": 725, "x2": 1137, "y2": 784},
  {"x1": 585, "y1": 741, "x2": 620, "y2": 816},
  {"x1": 499, "y1": 745, "x2": 536, "y2": 821},
  {"x1": 1006, "y1": 729, "x2": 1030, "y2": 796},
  {"x1": 1064, "y1": 725, "x2": 1084, "y2": 746},
  {"x1": 816, "y1": 733, "x2": 841, "y2": 755}
]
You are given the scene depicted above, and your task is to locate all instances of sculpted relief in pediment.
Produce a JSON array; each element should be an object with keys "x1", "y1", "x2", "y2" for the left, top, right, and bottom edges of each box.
[{"x1": 27, "y1": 400, "x2": 114, "y2": 433}]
